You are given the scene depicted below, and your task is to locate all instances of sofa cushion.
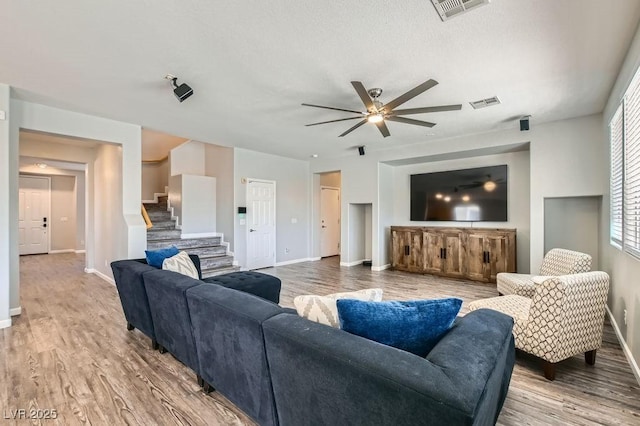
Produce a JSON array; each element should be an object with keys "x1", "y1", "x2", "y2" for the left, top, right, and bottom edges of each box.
[
  {"x1": 293, "y1": 288, "x2": 383, "y2": 328},
  {"x1": 203, "y1": 271, "x2": 282, "y2": 304},
  {"x1": 145, "y1": 245, "x2": 179, "y2": 268},
  {"x1": 162, "y1": 251, "x2": 199, "y2": 279},
  {"x1": 337, "y1": 298, "x2": 462, "y2": 356}
]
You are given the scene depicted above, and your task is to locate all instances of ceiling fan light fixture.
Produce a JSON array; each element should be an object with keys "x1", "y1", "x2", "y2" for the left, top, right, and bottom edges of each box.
[
  {"x1": 484, "y1": 181, "x2": 497, "y2": 192},
  {"x1": 367, "y1": 113, "x2": 384, "y2": 123}
]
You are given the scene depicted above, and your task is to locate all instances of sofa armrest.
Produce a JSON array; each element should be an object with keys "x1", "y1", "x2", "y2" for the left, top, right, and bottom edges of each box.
[{"x1": 263, "y1": 309, "x2": 515, "y2": 426}]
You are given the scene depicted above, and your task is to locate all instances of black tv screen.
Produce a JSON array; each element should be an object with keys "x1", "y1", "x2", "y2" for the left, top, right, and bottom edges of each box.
[{"x1": 410, "y1": 165, "x2": 508, "y2": 222}]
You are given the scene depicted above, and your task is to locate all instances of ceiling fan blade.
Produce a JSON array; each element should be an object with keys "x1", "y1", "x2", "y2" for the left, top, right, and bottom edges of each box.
[
  {"x1": 376, "y1": 120, "x2": 391, "y2": 138},
  {"x1": 386, "y1": 116, "x2": 436, "y2": 128},
  {"x1": 351, "y1": 81, "x2": 375, "y2": 111},
  {"x1": 305, "y1": 116, "x2": 365, "y2": 127},
  {"x1": 339, "y1": 119, "x2": 368, "y2": 137},
  {"x1": 302, "y1": 103, "x2": 364, "y2": 115},
  {"x1": 391, "y1": 104, "x2": 462, "y2": 115},
  {"x1": 383, "y1": 79, "x2": 439, "y2": 112}
]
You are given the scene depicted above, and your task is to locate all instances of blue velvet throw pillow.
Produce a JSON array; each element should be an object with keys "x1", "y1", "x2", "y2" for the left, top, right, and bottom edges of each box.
[
  {"x1": 337, "y1": 298, "x2": 462, "y2": 357},
  {"x1": 145, "y1": 246, "x2": 179, "y2": 268}
]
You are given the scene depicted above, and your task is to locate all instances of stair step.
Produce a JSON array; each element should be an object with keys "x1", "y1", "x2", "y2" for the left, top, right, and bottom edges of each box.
[
  {"x1": 199, "y1": 255, "x2": 234, "y2": 270},
  {"x1": 147, "y1": 211, "x2": 172, "y2": 219},
  {"x1": 201, "y1": 265, "x2": 241, "y2": 279},
  {"x1": 147, "y1": 229, "x2": 181, "y2": 240},
  {"x1": 149, "y1": 221, "x2": 176, "y2": 230},
  {"x1": 187, "y1": 246, "x2": 227, "y2": 257},
  {"x1": 146, "y1": 236, "x2": 222, "y2": 250}
]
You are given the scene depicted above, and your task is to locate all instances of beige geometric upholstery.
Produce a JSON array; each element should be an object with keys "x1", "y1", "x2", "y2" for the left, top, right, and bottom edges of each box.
[
  {"x1": 497, "y1": 248, "x2": 593, "y2": 297},
  {"x1": 470, "y1": 271, "x2": 609, "y2": 378}
]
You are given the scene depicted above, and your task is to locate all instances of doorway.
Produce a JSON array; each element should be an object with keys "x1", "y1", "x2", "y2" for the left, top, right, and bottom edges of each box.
[
  {"x1": 18, "y1": 175, "x2": 50, "y2": 255},
  {"x1": 246, "y1": 178, "x2": 276, "y2": 270},
  {"x1": 321, "y1": 186, "x2": 341, "y2": 257}
]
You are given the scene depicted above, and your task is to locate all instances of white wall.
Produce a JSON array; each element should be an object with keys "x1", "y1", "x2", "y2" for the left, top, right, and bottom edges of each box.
[
  {"x1": 0, "y1": 84, "x2": 10, "y2": 327},
  {"x1": 93, "y1": 144, "x2": 127, "y2": 278},
  {"x1": 602, "y1": 21, "x2": 640, "y2": 377},
  {"x1": 142, "y1": 159, "x2": 168, "y2": 201},
  {"x1": 50, "y1": 175, "x2": 77, "y2": 251},
  {"x1": 392, "y1": 151, "x2": 531, "y2": 273},
  {"x1": 377, "y1": 163, "x2": 394, "y2": 270},
  {"x1": 234, "y1": 148, "x2": 309, "y2": 267},
  {"x1": 170, "y1": 140, "x2": 205, "y2": 176},
  {"x1": 6, "y1": 99, "x2": 145, "y2": 308},
  {"x1": 544, "y1": 197, "x2": 601, "y2": 268},
  {"x1": 204, "y1": 144, "x2": 234, "y2": 248},
  {"x1": 364, "y1": 204, "x2": 372, "y2": 260},
  {"x1": 347, "y1": 204, "x2": 366, "y2": 264}
]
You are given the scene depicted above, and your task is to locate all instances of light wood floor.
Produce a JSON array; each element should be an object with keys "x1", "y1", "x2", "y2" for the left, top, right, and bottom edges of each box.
[{"x1": 2, "y1": 254, "x2": 639, "y2": 425}]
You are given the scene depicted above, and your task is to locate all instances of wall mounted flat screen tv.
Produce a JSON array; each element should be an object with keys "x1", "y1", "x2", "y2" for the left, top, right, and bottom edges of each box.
[{"x1": 410, "y1": 165, "x2": 508, "y2": 222}]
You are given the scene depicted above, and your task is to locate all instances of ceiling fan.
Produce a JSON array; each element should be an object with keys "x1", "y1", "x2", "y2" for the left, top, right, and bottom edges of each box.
[
  {"x1": 458, "y1": 175, "x2": 506, "y2": 191},
  {"x1": 302, "y1": 79, "x2": 462, "y2": 138}
]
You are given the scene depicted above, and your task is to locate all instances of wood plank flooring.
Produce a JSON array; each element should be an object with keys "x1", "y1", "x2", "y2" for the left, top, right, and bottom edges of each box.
[{"x1": 2, "y1": 253, "x2": 639, "y2": 425}]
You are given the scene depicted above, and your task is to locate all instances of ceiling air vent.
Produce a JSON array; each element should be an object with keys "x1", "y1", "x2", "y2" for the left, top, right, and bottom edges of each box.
[
  {"x1": 469, "y1": 96, "x2": 501, "y2": 110},
  {"x1": 430, "y1": 0, "x2": 490, "y2": 21}
]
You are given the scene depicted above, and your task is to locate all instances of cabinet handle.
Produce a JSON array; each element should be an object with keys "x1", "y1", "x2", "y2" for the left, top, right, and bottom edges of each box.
[
  {"x1": 404, "y1": 245, "x2": 410, "y2": 256},
  {"x1": 439, "y1": 248, "x2": 443, "y2": 258},
  {"x1": 443, "y1": 248, "x2": 447, "y2": 259}
]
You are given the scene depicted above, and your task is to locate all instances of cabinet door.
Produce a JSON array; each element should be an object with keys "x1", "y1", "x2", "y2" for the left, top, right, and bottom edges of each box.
[
  {"x1": 391, "y1": 230, "x2": 423, "y2": 272},
  {"x1": 423, "y1": 231, "x2": 443, "y2": 274},
  {"x1": 465, "y1": 233, "x2": 487, "y2": 282},
  {"x1": 486, "y1": 234, "x2": 508, "y2": 281},
  {"x1": 407, "y1": 230, "x2": 424, "y2": 272},
  {"x1": 442, "y1": 231, "x2": 465, "y2": 278}
]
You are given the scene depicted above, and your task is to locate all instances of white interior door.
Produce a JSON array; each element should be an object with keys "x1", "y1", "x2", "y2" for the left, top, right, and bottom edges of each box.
[
  {"x1": 321, "y1": 186, "x2": 340, "y2": 257},
  {"x1": 246, "y1": 179, "x2": 276, "y2": 270},
  {"x1": 19, "y1": 176, "x2": 50, "y2": 255}
]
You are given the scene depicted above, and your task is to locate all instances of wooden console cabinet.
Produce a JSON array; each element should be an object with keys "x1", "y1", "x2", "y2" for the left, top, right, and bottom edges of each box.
[{"x1": 390, "y1": 226, "x2": 516, "y2": 283}]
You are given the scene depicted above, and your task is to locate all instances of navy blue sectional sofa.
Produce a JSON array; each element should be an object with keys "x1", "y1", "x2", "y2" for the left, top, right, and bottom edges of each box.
[{"x1": 111, "y1": 259, "x2": 515, "y2": 426}]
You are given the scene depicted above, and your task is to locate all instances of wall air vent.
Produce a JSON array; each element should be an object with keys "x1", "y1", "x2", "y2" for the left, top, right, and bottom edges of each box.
[
  {"x1": 469, "y1": 96, "x2": 501, "y2": 109},
  {"x1": 430, "y1": 0, "x2": 490, "y2": 21}
]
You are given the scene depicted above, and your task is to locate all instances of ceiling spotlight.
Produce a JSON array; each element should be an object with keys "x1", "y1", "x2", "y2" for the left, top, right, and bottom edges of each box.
[
  {"x1": 165, "y1": 74, "x2": 193, "y2": 102},
  {"x1": 435, "y1": 193, "x2": 443, "y2": 199},
  {"x1": 484, "y1": 181, "x2": 497, "y2": 192},
  {"x1": 35, "y1": 163, "x2": 47, "y2": 169},
  {"x1": 444, "y1": 196, "x2": 451, "y2": 202},
  {"x1": 462, "y1": 195, "x2": 470, "y2": 202},
  {"x1": 311, "y1": 154, "x2": 318, "y2": 158},
  {"x1": 367, "y1": 113, "x2": 384, "y2": 123}
]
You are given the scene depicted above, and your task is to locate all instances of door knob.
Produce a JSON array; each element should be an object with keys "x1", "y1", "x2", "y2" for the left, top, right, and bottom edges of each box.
[
  {"x1": 43, "y1": 223, "x2": 47, "y2": 228},
  {"x1": 322, "y1": 225, "x2": 327, "y2": 228},
  {"x1": 249, "y1": 229, "x2": 256, "y2": 232}
]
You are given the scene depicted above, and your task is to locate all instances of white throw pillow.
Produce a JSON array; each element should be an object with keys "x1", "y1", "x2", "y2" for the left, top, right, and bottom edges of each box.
[
  {"x1": 162, "y1": 251, "x2": 199, "y2": 279},
  {"x1": 293, "y1": 288, "x2": 383, "y2": 328}
]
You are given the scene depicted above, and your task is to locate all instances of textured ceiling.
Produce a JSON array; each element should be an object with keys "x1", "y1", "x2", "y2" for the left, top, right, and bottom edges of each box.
[{"x1": 2, "y1": 1, "x2": 640, "y2": 160}]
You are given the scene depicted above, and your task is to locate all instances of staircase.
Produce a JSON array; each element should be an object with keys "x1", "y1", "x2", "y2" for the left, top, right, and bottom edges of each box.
[{"x1": 144, "y1": 196, "x2": 239, "y2": 278}]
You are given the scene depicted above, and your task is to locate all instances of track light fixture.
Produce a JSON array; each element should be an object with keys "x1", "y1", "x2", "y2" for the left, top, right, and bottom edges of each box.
[{"x1": 165, "y1": 74, "x2": 193, "y2": 102}]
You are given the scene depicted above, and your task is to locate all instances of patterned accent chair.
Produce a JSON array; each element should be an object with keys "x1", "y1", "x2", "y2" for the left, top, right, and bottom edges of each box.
[
  {"x1": 469, "y1": 271, "x2": 609, "y2": 380},
  {"x1": 497, "y1": 248, "x2": 592, "y2": 297}
]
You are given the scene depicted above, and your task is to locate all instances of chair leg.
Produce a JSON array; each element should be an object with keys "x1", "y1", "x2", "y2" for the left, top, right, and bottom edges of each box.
[
  {"x1": 197, "y1": 375, "x2": 204, "y2": 387},
  {"x1": 585, "y1": 350, "x2": 597, "y2": 366},
  {"x1": 151, "y1": 340, "x2": 159, "y2": 350},
  {"x1": 126, "y1": 322, "x2": 134, "y2": 331},
  {"x1": 543, "y1": 361, "x2": 556, "y2": 381}
]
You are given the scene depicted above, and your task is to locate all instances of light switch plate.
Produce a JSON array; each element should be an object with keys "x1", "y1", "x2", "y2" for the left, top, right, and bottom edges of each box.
[{"x1": 0, "y1": 110, "x2": 5, "y2": 120}]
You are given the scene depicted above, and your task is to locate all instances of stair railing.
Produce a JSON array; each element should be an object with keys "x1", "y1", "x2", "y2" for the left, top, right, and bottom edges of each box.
[{"x1": 141, "y1": 204, "x2": 153, "y2": 230}]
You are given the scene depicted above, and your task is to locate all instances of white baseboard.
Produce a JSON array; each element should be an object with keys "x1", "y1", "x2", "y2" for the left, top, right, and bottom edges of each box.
[
  {"x1": 48, "y1": 249, "x2": 75, "y2": 254},
  {"x1": 10, "y1": 307, "x2": 21, "y2": 316},
  {"x1": 75, "y1": 250, "x2": 86, "y2": 254},
  {"x1": 85, "y1": 268, "x2": 115, "y2": 286},
  {"x1": 0, "y1": 319, "x2": 11, "y2": 329},
  {"x1": 181, "y1": 232, "x2": 219, "y2": 239},
  {"x1": 309, "y1": 257, "x2": 321, "y2": 261},
  {"x1": 372, "y1": 264, "x2": 391, "y2": 272},
  {"x1": 142, "y1": 191, "x2": 168, "y2": 204},
  {"x1": 606, "y1": 306, "x2": 640, "y2": 386},
  {"x1": 276, "y1": 258, "x2": 314, "y2": 267},
  {"x1": 340, "y1": 260, "x2": 364, "y2": 267}
]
